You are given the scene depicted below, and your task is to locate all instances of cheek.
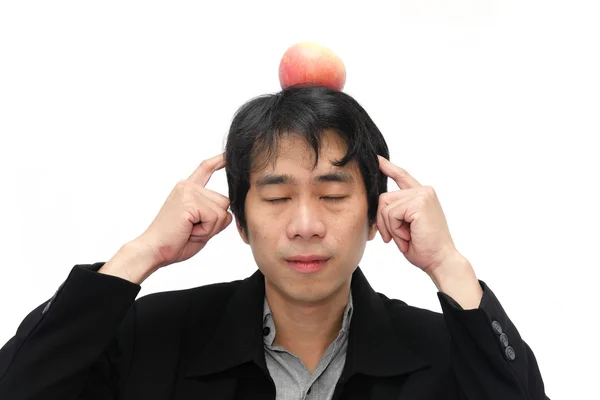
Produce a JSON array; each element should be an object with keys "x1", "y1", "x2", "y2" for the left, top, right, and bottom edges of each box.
[
  {"x1": 326, "y1": 213, "x2": 368, "y2": 252},
  {"x1": 247, "y1": 214, "x2": 280, "y2": 248},
  {"x1": 338, "y1": 202, "x2": 370, "y2": 230},
  {"x1": 349, "y1": 215, "x2": 370, "y2": 240}
]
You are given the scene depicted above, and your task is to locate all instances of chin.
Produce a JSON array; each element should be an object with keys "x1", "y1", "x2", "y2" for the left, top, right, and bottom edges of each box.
[{"x1": 282, "y1": 276, "x2": 348, "y2": 304}]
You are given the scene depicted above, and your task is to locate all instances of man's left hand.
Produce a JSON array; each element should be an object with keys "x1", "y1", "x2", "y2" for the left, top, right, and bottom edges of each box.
[{"x1": 376, "y1": 155, "x2": 483, "y2": 308}]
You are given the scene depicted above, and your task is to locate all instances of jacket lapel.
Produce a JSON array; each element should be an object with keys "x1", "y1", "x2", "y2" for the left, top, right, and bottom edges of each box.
[
  {"x1": 333, "y1": 268, "x2": 431, "y2": 399},
  {"x1": 183, "y1": 269, "x2": 268, "y2": 379},
  {"x1": 344, "y1": 267, "x2": 430, "y2": 377}
]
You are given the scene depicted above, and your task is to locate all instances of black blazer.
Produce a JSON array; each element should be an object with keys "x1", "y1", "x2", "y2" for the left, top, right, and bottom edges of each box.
[{"x1": 0, "y1": 263, "x2": 548, "y2": 399}]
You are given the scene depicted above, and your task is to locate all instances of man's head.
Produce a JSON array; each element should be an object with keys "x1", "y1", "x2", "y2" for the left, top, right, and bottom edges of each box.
[{"x1": 225, "y1": 86, "x2": 389, "y2": 304}]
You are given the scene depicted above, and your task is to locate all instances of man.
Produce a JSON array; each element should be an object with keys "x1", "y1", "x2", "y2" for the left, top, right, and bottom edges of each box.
[{"x1": 0, "y1": 86, "x2": 548, "y2": 399}]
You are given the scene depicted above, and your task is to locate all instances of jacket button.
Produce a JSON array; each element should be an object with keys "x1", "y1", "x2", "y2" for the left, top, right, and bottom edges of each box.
[
  {"x1": 499, "y1": 333, "x2": 509, "y2": 348},
  {"x1": 505, "y1": 346, "x2": 516, "y2": 361},
  {"x1": 263, "y1": 327, "x2": 271, "y2": 336},
  {"x1": 492, "y1": 320, "x2": 503, "y2": 335}
]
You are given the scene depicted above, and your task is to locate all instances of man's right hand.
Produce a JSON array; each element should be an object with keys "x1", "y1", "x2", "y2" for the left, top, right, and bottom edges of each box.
[
  {"x1": 138, "y1": 152, "x2": 233, "y2": 269},
  {"x1": 99, "y1": 153, "x2": 233, "y2": 284}
]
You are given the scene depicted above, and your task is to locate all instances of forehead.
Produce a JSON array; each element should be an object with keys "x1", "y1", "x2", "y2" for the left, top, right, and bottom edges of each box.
[{"x1": 250, "y1": 130, "x2": 353, "y2": 175}]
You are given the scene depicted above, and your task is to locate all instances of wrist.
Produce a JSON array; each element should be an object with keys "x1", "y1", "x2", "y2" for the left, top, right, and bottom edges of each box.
[
  {"x1": 98, "y1": 241, "x2": 158, "y2": 285},
  {"x1": 429, "y1": 252, "x2": 483, "y2": 310},
  {"x1": 428, "y1": 251, "x2": 471, "y2": 288}
]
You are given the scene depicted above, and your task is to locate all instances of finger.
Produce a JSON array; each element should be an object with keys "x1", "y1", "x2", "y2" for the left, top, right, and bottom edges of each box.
[
  {"x1": 190, "y1": 195, "x2": 230, "y2": 239},
  {"x1": 376, "y1": 200, "x2": 391, "y2": 243},
  {"x1": 198, "y1": 187, "x2": 230, "y2": 210},
  {"x1": 210, "y1": 206, "x2": 231, "y2": 237},
  {"x1": 379, "y1": 220, "x2": 410, "y2": 243},
  {"x1": 383, "y1": 199, "x2": 416, "y2": 241},
  {"x1": 191, "y1": 207, "x2": 218, "y2": 238},
  {"x1": 377, "y1": 220, "x2": 391, "y2": 243},
  {"x1": 380, "y1": 203, "x2": 410, "y2": 252},
  {"x1": 215, "y1": 212, "x2": 233, "y2": 235},
  {"x1": 206, "y1": 205, "x2": 228, "y2": 238},
  {"x1": 395, "y1": 221, "x2": 411, "y2": 241},
  {"x1": 376, "y1": 191, "x2": 410, "y2": 242},
  {"x1": 188, "y1": 153, "x2": 226, "y2": 187},
  {"x1": 381, "y1": 203, "x2": 395, "y2": 243},
  {"x1": 378, "y1": 155, "x2": 421, "y2": 189},
  {"x1": 392, "y1": 235, "x2": 409, "y2": 253},
  {"x1": 379, "y1": 189, "x2": 410, "y2": 204},
  {"x1": 379, "y1": 198, "x2": 408, "y2": 242}
]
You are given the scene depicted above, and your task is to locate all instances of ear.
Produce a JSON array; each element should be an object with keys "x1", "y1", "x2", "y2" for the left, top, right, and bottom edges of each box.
[
  {"x1": 367, "y1": 222, "x2": 377, "y2": 241},
  {"x1": 236, "y1": 219, "x2": 250, "y2": 244}
]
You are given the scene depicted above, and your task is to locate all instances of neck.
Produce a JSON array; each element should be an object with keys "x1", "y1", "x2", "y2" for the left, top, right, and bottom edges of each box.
[{"x1": 264, "y1": 279, "x2": 351, "y2": 371}]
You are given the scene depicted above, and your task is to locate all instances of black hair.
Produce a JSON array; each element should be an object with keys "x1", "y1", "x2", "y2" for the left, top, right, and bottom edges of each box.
[{"x1": 225, "y1": 85, "x2": 390, "y2": 235}]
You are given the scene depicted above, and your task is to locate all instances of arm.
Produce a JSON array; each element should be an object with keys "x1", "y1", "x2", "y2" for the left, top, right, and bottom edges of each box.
[
  {"x1": 433, "y1": 255, "x2": 549, "y2": 400},
  {"x1": 0, "y1": 243, "x2": 151, "y2": 399},
  {"x1": 375, "y1": 156, "x2": 549, "y2": 398}
]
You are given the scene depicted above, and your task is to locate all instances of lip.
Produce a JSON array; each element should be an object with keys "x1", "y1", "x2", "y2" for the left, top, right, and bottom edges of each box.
[
  {"x1": 285, "y1": 256, "x2": 331, "y2": 274},
  {"x1": 285, "y1": 255, "x2": 330, "y2": 262}
]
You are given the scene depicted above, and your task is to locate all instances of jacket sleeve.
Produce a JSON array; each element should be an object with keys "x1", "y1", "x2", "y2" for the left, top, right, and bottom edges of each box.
[
  {"x1": 0, "y1": 262, "x2": 141, "y2": 400},
  {"x1": 437, "y1": 280, "x2": 549, "y2": 400}
]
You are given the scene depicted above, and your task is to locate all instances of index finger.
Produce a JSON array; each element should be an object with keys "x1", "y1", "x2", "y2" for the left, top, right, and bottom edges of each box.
[
  {"x1": 377, "y1": 155, "x2": 421, "y2": 189},
  {"x1": 188, "y1": 153, "x2": 226, "y2": 187}
]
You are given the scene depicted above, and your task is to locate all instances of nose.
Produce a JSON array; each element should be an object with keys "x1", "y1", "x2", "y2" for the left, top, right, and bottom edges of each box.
[{"x1": 286, "y1": 198, "x2": 326, "y2": 240}]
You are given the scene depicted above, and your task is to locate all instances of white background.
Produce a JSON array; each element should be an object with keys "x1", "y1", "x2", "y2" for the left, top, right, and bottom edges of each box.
[{"x1": 1, "y1": 1, "x2": 598, "y2": 398}]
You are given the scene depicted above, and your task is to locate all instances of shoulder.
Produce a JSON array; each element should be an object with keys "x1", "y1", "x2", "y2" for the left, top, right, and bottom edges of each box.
[
  {"x1": 379, "y1": 293, "x2": 445, "y2": 328},
  {"x1": 378, "y1": 292, "x2": 451, "y2": 357},
  {"x1": 135, "y1": 278, "x2": 242, "y2": 306},
  {"x1": 131, "y1": 277, "x2": 244, "y2": 327}
]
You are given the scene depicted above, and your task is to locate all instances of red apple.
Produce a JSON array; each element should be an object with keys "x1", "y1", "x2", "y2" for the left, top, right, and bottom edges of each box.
[{"x1": 278, "y1": 42, "x2": 346, "y2": 91}]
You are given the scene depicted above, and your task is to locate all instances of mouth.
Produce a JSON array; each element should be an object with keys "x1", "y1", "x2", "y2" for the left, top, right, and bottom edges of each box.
[
  {"x1": 285, "y1": 255, "x2": 330, "y2": 262},
  {"x1": 285, "y1": 255, "x2": 331, "y2": 274}
]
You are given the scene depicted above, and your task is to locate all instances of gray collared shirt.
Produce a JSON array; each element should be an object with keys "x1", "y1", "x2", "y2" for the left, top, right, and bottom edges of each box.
[{"x1": 263, "y1": 292, "x2": 353, "y2": 400}]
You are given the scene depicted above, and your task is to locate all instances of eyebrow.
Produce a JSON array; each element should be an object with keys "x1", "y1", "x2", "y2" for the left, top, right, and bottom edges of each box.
[{"x1": 255, "y1": 171, "x2": 355, "y2": 188}]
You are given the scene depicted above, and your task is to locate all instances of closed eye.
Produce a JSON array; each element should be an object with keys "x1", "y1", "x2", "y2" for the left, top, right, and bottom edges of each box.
[
  {"x1": 266, "y1": 198, "x2": 290, "y2": 204},
  {"x1": 322, "y1": 196, "x2": 347, "y2": 202},
  {"x1": 265, "y1": 196, "x2": 348, "y2": 204}
]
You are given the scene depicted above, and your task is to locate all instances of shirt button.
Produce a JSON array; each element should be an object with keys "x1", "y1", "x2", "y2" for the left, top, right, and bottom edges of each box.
[
  {"x1": 263, "y1": 327, "x2": 271, "y2": 336},
  {"x1": 505, "y1": 345, "x2": 516, "y2": 361},
  {"x1": 499, "y1": 333, "x2": 509, "y2": 348},
  {"x1": 492, "y1": 320, "x2": 503, "y2": 335}
]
